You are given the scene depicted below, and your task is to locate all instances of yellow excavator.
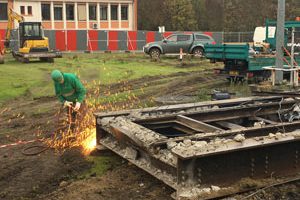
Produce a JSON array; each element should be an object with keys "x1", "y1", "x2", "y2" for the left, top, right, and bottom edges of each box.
[{"x1": 1, "y1": 8, "x2": 61, "y2": 64}]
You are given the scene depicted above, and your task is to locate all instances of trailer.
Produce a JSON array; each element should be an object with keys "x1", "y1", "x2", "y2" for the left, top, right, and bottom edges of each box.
[{"x1": 205, "y1": 43, "x2": 300, "y2": 82}]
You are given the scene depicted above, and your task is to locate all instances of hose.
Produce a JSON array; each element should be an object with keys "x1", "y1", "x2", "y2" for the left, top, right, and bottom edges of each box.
[{"x1": 22, "y1": 144, "x2": 49, "y2": 156}]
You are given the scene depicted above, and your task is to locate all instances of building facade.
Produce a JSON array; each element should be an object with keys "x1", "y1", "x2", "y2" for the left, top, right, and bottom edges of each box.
[{"x1": 0, "y1": 0, "x2": 138, "y2": 30}]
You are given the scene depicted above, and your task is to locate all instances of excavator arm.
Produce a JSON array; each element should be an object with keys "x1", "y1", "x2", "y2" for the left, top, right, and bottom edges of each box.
[{"x1": 4, "y1": 8, "x2": 24, "y2": 48}]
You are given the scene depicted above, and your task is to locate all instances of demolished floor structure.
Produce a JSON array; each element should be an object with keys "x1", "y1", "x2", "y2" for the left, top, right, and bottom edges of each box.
[{"x1": 95, "y1": 96, "x2": 300, "y2": 199}]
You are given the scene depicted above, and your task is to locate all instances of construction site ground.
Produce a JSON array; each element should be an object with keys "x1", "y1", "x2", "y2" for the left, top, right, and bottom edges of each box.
[{"x1": 0, "y1": 54, "x2": 298, "y2": 200}]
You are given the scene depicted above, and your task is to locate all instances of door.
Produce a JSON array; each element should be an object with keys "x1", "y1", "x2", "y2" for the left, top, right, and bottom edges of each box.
[
  {"x1": 161, "y1": 34, "x2": 177, "y2": 53},
  {"x1": 176, "y1": 34, "x2": 192, "y2": 53}
]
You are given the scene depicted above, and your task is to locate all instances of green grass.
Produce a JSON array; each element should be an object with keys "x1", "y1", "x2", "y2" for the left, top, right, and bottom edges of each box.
[
  {"x1": 0, "y1": 53, "x2": 213, "y2": 105},
  {"x1": 80, "y1": 155, "x2": 122, "y2": 178}
]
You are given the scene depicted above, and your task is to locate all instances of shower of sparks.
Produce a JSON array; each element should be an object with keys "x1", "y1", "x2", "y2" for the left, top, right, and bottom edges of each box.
[{"x1": 43, "y1": 80, "x2": 149, "y2": 155}]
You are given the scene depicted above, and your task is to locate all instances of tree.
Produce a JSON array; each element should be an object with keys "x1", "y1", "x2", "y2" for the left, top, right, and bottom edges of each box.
[
  {"x1": 138, "y1": 0, "x2": 166, "y2": 31},
  {"x1": 163, "y1": 0, "x2": 198, "y2": 31},
  {"x1": 138, "y1": 0, "x2": 300, "y2": 32}
]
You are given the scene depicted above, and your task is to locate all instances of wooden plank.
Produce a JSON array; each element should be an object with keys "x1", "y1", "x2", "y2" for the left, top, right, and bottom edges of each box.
[
  {"x1": 215, "y1": 121, "x2": 245, "y2": 130},
  {"x1": 176, "y1": 115, "x2": 223, "y2": 132}
]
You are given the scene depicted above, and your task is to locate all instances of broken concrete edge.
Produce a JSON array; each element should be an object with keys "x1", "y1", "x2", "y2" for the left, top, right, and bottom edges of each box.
[
  {"x1": 98, "y1": 117, "x2": 178, "y2": 167},
  {"x1": 96, "y1": 114, "x2": 300, "y2": 166},
  {"x1": 151, "y1": 120, "x2": 300, "y2": 149},
  {"x1": 176, "y1": 175, "x2": 300, "y2": 200},
  {"x1": 100, "y1": 136, "x2": 178, "y2": 189},
  {"x1": 94, "y1": 96, "x2": 284, "y2": 119},
  {"x1": 171, "y1": 132, "x2": 300, "y2": 160},
  {"x1": 101, "y1": 116, "x2": 167, "y2": 144}
]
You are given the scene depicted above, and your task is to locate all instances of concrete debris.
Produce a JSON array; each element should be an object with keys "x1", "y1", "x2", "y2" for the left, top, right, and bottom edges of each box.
[
  {"x1": 183, "y1": 139, "x2": 192, "y2": 146},
  {"x1": 124, "y1": 147, "x2": 138, "y2": 160},
  {"x1": 268, "y1": 133, "x2": 276, "y2": 139},
  {"x1": 179, "y1": 187, "x2": 212, "y2": 199},
  {"x1": 108, "y1": 117, "x2": 166, "y2": 144},
  {"x1": 157, "y1": 149, "x2": 177, "y2": 165},
  {"x1": 59, "y1": 181, "x2": 68, "y2": 187},
  {"x1": 211, "y1": 185, "x2": 221, "y2": 192},
  {"x1": 98, "y1": 117, "x2": 115, "y2": 127},
  {"x1": 129, "y1": 111, "x2": 143, "y2": 118},
  {"x1": 275, "y1": 132, "x2": 283, "y2": 139},
  {"x1": 291, "y1": 130, "x2": 300, "y2": 137},
  {"x1": 172, "y1": 141, "x2": 208, "y2": 157},
  {"x1": 233, "y1": 134, "x2": 246, "y2": 142},
  {"x1": 254, "y1": 121, "x2": 266, "y2": 128},
  {"x1": 201, "y1": 187, "x2": 212, "y2": 193},
  {"x1": 254, "y1": 137, "x2": 262, "y2": 141},
  {"x1": 178, "y1": 190, "x2": 197, "y2": 200},
  {"x1": 167, "y1": 141, "x2": 177, "y2": 149}
]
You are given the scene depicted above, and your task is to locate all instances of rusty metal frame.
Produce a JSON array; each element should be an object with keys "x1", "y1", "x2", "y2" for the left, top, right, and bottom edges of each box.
[{"x1": 95, "y1": 96, "x2": 300, "y2": 199}]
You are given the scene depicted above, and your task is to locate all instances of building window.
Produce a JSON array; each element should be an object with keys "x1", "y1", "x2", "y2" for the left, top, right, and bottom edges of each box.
[
  {"x1": 0, "y1": 3, "x2": 8, "y2": 20},
  {"x1": 54, "y1": 5, "x2": 63, "y2": 20},
  {"x1": 41, "y1": 4, "x2": 50, "y2": 20},
  {"x1": 111, "y1": 5, "x2": 118, "y2": 20},
  {"x1": 27, "y1": 6, "x2": 32, "y2": 15},
  {"x1": 89, "y1": 4, "x2": 97, "y2": 20},
  {"x1": 20, "y1": 6, "x2": 25, "y2": 15},
  {"x1": 66, "y1": 4, "x2": 74, "y2": 20},
  {"x1": 121, "y1": 5, "x2": 128, "y2": 20},
  {"x1": 78, "y1": 4, "x2": 86, "y2": 21},
  {"x1": 100, "y1": 5, "x2": 107, "y2": 20}
]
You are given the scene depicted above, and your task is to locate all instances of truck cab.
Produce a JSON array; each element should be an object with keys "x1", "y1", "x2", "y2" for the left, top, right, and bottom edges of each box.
[{"x1": 254, "y1": 19, "x2": 300, "y2": 53}]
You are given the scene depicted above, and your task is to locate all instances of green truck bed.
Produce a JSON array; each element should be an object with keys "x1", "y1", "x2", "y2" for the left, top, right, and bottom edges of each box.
[
  {"x1": 205, "y1": 43, "x2": 300, "y2": 71},
  {"x1": 205, "y1": 43, "x2": 300, "y2": 80},
  {"x1": 205, "y1": 44, "x2": 250, "y2": 61}
]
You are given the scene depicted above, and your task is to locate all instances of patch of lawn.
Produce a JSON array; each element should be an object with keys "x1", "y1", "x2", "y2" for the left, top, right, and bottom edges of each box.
[
  {"x1": 80, "y1": 155, "x2": 122, "y2": 178},
  {"x1": 0, "y1": 53, "x2": 214, "y2": 105}
]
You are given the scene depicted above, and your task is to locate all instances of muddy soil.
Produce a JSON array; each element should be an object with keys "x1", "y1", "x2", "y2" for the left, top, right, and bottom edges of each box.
[
  {"x1": 0, "y1": 69, "x2": 299, "y2": 200},
  {"x1": 39, "y1": 153, "x2": 174, "y2": 200},
  {"x1": 0, "y1": 70, "x2": 215, "y2": 200}
]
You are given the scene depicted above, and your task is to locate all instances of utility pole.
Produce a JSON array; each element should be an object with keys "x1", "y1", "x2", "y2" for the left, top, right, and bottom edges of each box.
[{"x1": 275, "y1": 0, "x2": 285, "y2": 84}]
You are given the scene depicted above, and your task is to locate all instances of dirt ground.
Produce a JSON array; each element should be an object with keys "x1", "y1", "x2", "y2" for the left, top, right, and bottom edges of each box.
[{"x1": 0, "y1": 66, "x2": 299, "y2": 200}]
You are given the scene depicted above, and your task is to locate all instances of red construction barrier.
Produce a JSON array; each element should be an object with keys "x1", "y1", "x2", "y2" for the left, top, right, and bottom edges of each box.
[
  {"x1": 204, "y1": 32, "x2": 213, "y2": 37},
  {"x1": 67, "y1": 30, "x2": 77, "y2": 51},
  {"x1": 146, "y1": 31, "x2": 155, "y2": 43},
  {"x1": 163, "y1": 32, "x2": 173, "y2": 38},
  {"x1": 128, "y1": 31, "x2": 137, "y2": 51},
  {"x1": 88, "y1": 30, "x2": 98, "y2": 51},
  {"x1": 55, "y1": 30, "x2": 66, "y2": 51},
  {"x1": 108, "y1": 31, "x2": 118, "y2": 51},
  {"x1": 0, "y1": 30, "x2": 5, "y2": 49}
]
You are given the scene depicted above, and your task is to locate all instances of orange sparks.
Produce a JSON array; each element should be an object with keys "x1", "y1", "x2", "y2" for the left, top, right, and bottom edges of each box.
[
  {"x1": 42, "y1": 80, "x2": 146, "y2": 155},
  {"x1": 81, "y1": 128, "x2": 96, "y2": 156}
]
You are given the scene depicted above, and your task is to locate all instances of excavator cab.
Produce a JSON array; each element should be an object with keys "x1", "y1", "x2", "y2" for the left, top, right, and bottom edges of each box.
[
  {"x1": 18, "y1": 22, "x2": 49, "y2": 53},
  {"x1": 2, "y1": 8, "x2": 61, "y2": 63}
]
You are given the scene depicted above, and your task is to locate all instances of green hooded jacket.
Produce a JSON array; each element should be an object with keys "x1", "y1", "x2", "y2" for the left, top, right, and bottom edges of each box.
[{"x1": 54, "y1": 73, "x2": 86, "y2": 103}]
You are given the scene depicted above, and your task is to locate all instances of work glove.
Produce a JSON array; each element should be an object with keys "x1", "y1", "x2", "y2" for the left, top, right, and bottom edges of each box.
[
  {"x1": 74, "y1": 102, "x2": 81, "y2": 111},
  {"x1": 64, "y1": 101, "x2": 73, "y2": 108}
]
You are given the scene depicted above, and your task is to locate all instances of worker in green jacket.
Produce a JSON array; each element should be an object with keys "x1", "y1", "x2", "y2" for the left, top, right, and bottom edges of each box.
[{"x1": 51, "y1": 69, "x2": 87, "y2": 131}]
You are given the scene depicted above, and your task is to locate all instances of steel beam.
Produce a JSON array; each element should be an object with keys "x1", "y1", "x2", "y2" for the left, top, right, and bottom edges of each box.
[{"x1": 95, "y1": 97, "x2": 300, "y2": 199}]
